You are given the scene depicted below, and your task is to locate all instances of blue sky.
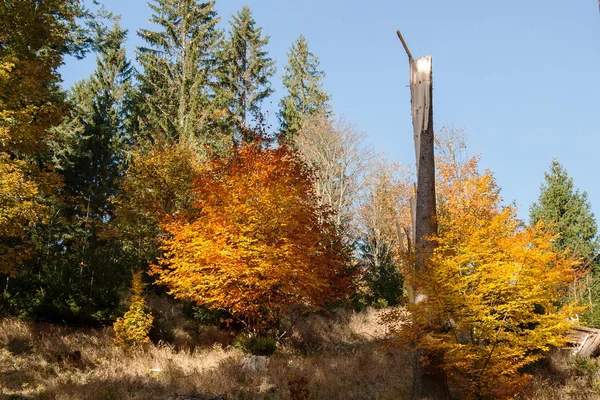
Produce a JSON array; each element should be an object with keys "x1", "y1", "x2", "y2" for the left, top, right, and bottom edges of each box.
[{"x1": 61, "y1": 0, "x2": 600, "y2": 222}]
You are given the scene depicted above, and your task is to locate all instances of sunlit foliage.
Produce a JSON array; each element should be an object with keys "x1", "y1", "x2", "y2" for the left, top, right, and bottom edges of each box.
[{"x1": 152, "y1": 138, "x2": 352, "y2": 332}]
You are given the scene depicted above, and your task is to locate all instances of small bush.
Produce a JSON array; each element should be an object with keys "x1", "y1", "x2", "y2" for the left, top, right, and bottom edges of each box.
[
  {"x1": 187, "y1": 304, "x2": 223, "y2": 326},
  {"x1": 235, "y1": 334, "x2": 277, "y2": 356},
  {"x1": 113, "y1": 271, "x2": 153, "y2": 348},
  {"x1": 371, "y1": 298, "x2": 388, "y2": 309}
]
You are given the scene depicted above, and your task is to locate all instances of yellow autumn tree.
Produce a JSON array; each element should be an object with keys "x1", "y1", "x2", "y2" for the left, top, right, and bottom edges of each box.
[
  {"x1": 384, "y1": 152, "x2": 581, "y2": 399},
  {"x1": 151, "y1": 138, "x2": 352, "y2": 332},
  {"x1": 109, "y1": 140, "x2": 206, "y2": 267},
  {"x1": 0, "y1": 2, "x2": 85, "y2": 274}
]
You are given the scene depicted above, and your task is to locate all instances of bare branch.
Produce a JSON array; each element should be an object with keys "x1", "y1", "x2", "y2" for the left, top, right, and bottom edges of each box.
[{"x1": 396, "y1": 29, "x2": 413, "y2": 62}]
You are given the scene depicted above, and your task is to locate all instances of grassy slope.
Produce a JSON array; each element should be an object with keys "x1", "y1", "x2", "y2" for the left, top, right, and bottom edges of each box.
[
  {"x1": 0, "y1": 308, "x2": 412, "y2": 400},
  {"x1": 1, "y1": 304, "x2": 599, "y2": 400}
]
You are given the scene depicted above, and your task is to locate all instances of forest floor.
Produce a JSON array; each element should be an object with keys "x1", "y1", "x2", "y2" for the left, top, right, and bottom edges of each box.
[{"x1": 0, "y1": 302, "x2": 599, "y2": 400}]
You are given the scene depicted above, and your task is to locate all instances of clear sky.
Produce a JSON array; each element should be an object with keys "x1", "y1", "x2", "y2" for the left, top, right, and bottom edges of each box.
[{"x1": 60, "y1": 0, "x2": 600, "y2": 222}]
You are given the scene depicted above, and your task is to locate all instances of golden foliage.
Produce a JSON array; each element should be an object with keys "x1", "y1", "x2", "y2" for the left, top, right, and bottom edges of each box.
[
  {"x1": 384, "y1": 154, "x2": 582, "y2": 399},
  {"x1": 0, "y1": 155, "x2": 49, "y2": 274},
  {"x1": 110, "y1": 141, "x2": 206, "y2": 264},
  {"x1": 0, "y1": 1, "x2": 82, "y2": 274},
  {"x1": 113, "y1": 271, "x2": 153, "y2": 348},
  {"x1": 152, "y1": 141, "x2": 352, "y2": 331}
]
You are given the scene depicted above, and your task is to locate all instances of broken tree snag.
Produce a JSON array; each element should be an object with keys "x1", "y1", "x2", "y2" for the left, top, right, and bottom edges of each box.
[
  {"x1": 411, "y1": 56, "x2": 432, "y2": 172},
  {"x1": 397, "y1": 29, "x2": 437, "y2": 298},
  {"x1": 411, "y1": 54, "x2": 437, "y2": 276},
  {"x1": 397, "y1": 28, "x2": 446, "y2": 400}
]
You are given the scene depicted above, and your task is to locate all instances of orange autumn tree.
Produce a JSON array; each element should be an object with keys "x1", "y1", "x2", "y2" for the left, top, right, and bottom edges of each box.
[
  {"x1": 152, "y1": 137, "x2": 352, "y2": 332},
  {"x1": 384, "y1": 148, "x2": 581, "y2": 399}
]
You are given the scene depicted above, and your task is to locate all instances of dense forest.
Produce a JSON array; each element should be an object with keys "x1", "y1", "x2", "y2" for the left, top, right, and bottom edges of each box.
[{"x1": 1, "y1": 1, "x2": 599, "y2": 399}]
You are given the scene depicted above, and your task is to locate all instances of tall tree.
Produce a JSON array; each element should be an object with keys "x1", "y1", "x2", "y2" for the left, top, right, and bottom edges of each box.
[
  {"x1": 294, "y1": 114, "x2": 368, "y2": 235},
  {"x1": 136, "y1": 0, "x2": 221, "y2": 147},
  {"x1": 278, "y1": 35, "x2": 330, "y2": 143},
  {"x1": 3, "y1": 15, "x2": 136, "y2": 324},
  {"x1": 53, "y1": 17, "x2": 134, "y2": 222},
  {"x1": 217, "y1": 6, "x2": 275, "y2": 140},
  {"x1": 530, "y1": 159, "x2": 600, "y2": 324},
  {"x1": 0, "y1": 0, "x2": 89, "y2": 275},
  {"x1": 530, "y1": 159, "x2": 599, "y2": 262}
]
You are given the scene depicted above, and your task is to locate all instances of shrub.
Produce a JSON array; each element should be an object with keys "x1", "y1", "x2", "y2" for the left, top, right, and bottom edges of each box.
[
  {"x1": 235, "y1": 334, "x2": 277, "y2": 356},
  {"x1": 113, "y1": 271, "x2": 153, "y2": 348},
  {"x1": 371, "y1": 298, "x2": 389, "y2": 309}
]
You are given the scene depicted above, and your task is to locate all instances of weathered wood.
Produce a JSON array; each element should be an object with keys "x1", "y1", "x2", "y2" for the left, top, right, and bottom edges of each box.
[
  {"x1": 567, "y1": 326, "x2": 600, "y2": 357},
  {"x1": 397, "y1": 28, "x2": 445, "y2": 400},
  {"x1": 396, "y1": 30, "x2": 413, "y2": 61},
  {"x1": 412, "y1": 55, "x2": 437, "y2": 277}
]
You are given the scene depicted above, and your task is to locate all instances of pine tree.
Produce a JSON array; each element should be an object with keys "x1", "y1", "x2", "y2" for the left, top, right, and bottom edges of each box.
[
  {"x1": 217, "y1": 6, "x2": 275, "y2": 141},
  {"x1": 278, "y1": 35, "x2": 330, "y2": 143},
  {"x1": 136, "y1": 0, "x2": 221, "y2": 147},
  {"x1": 530, "y1": 159, "x2": 600, "y2": 324}
]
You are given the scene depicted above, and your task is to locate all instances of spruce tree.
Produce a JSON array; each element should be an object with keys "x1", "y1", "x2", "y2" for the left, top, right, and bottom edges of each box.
[
  {"x1": 54, "y1": 18, "x2": 135, "y2": 220},
  {"x1": 530, "y1": 159, "x2": 600, "y2": 325},
  {"x1": 136, "y1": 0, "x2": 221, "y2": 146},
  {"x1": 530, "y1": 159, "x2": 598, "y2": 261},
  {"x1": 217, "y1": 6, "x2": 275, "y2": 142},
  {"x1": 278, "y1": 35, "x2": 330, "y2": 143}
]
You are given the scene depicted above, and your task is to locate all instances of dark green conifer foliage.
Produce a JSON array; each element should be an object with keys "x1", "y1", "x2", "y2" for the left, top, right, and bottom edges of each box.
[
  {"x1": 54, "y1": 18, "x2": 135, "y2": 220},
  {"x1": 278, "y1": 35, "x2": 330, "y2": 143},
  {"x1": 530, "y1": 159, "x2": 600, "y2": 325},
  {"x1": 359, "y1": 232, "x2": 404, "y2": 307},
  {"x1": 217, "y1": 6, "x2": 275, "y2": 141},
  {"x1": 136, "y1": 0, "x2": 221, "y2": 147}
]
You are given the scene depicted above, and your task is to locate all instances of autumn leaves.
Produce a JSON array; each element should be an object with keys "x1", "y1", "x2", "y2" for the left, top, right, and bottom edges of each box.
[
  {"x1": 151, "y1": 141, "x2": 353, "y2": 332},
  {"x1": 385, "y1": 137, "x2": 583, "y2": 399}
]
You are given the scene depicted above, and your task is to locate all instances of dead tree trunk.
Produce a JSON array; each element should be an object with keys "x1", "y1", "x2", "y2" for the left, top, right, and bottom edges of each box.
[{"x1": 396, "y1": 29, "x2": 447, "y2": 400}]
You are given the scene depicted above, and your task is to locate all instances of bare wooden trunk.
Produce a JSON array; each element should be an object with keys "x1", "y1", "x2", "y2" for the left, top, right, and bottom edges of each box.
[
  {"x1": 411, "y1": 56, "x2": 446, "y2": 400},
  {"x1": 397, "y1": 30, "x2": 446, "y2": 399},
  {"x1": 414, "y1": 58, "x2": 437, "y2": 280}
]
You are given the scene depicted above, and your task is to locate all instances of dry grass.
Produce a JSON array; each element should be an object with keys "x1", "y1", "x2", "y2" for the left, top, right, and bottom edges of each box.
[
  {"x1": 3, "y1": 306, "x2": 597, "y2": 399},
  {"x1": 524, "y1": 350, "x2": 600, "y2": 400},
  {"x1": 0, "y1": 307, "x2": 413, "y2": 400}
]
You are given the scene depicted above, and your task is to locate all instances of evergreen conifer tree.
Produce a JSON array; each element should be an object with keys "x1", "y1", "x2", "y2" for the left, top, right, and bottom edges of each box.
[
  {"x1": 136, "y1": 0, "x2": 221, "y2": 147},
  {"x1": 53, "y1": 18, "x2": 134, "y2": 221},
  {"x1": 278, "y1": 35, "x2": 330, "y2": 143},
  {"x1": 359, "y1": 232, "x2": 404, "y2": 307},
  {"x1": 216, "y1": 6, "x2": 275, "y2": 141},
  {"x1": 530, "y1": 159, "x2": 600, "y2": 325}
]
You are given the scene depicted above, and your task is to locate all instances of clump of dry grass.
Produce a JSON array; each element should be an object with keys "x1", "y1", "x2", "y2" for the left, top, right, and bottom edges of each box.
[
  {"x1": 0, "y1": 307, "x2": 412, "y2": 400},
  {"x1": 524, "y1": 350, "x2": 600, "y2": 400},
  {"x1": 282, "y1": 307, "x2": 390, "y2": 353}
]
